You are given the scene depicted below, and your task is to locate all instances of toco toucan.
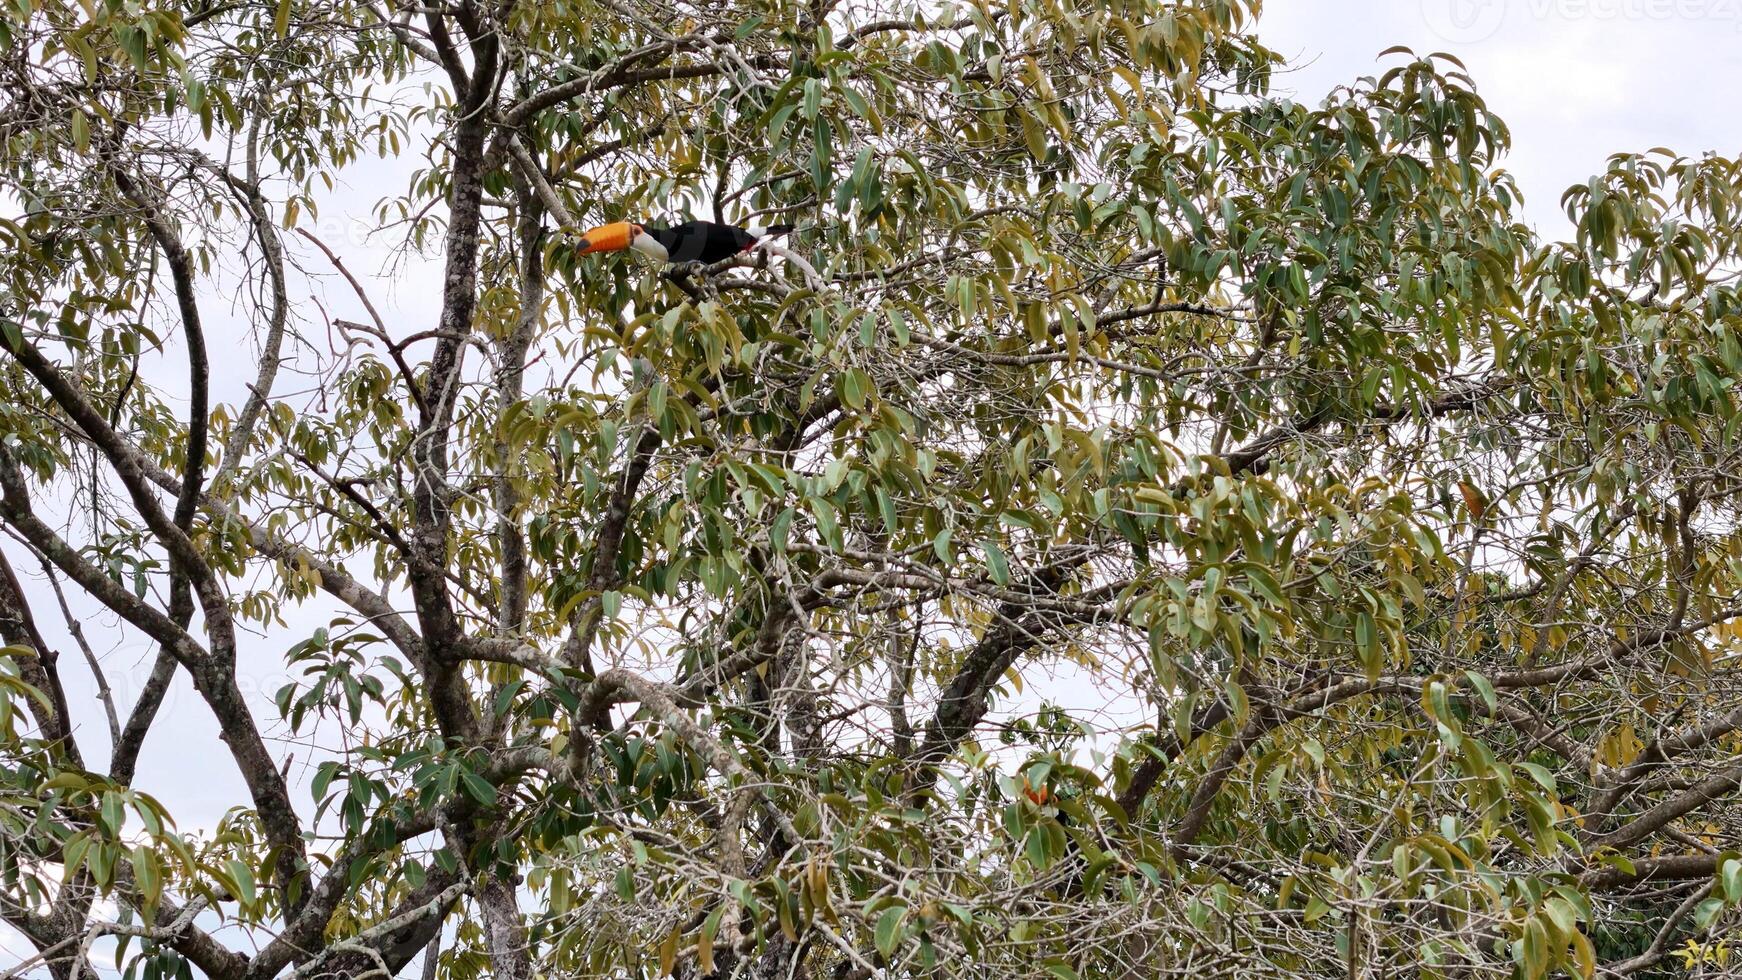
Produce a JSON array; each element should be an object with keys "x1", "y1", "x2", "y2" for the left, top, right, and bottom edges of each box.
[{"x1": 574, "y1": 219, "x2": 795, "y2": 265}]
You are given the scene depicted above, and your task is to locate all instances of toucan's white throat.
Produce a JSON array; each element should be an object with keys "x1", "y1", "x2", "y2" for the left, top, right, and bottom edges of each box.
[{"x1": 629, "y1": 230, "x2": 668, "y2": 262}]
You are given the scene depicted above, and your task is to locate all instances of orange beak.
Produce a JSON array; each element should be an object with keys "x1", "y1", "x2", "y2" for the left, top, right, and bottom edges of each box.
[{"x1": 575, "y1": 221, "x2": 635, "y2": 255}]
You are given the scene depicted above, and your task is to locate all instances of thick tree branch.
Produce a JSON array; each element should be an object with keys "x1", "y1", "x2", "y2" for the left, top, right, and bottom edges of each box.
[
  {"x1": 0, "y1": 346, "x2": 309, "y2": 897},
  {"x1": 0, "y1": 547, "x2": 79, "y2": 763}
]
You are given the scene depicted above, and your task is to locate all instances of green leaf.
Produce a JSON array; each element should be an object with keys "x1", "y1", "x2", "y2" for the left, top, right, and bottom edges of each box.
[
  {"x1": 981, "y1": 541, "x2": 1009, "y2": 587},
  {"x1": 131, "y1": 847, "x2": 162, "y2": 910},
  {"x1": 874, "y1": 906, "x2": 906, "y2": 960},
  {"x1": 933, "y1": 529, "x2": 954, "y2": 564},
  {"x1": 1721, "y1": 854, "x2": 1742, "y2": 901},
  {"x1": 809, "y1": 498, "x2": 841, "y2": 551},
  {"x1": 1521, "y1": 914, "x2": 1549, "y2": 978},
  {"x1": 769, "y1": 507, "x2": 795, "y2": 553},
  {"x1": 99, "y1": 792, "x2": 124, "y2": 838},
  {"x1": 459, "y1": 768, "x2": 498, "y2": 805},
  {"x1": 493, "y1": 679, "x2": 526, "y2": 718},
  {"x1": 1354, "y1": 610, "x2": 1380, "y2": 679},
  {"x1": 312, "y1": 762, "x2": 340, "y2": 802},
  {"x1": 840, "y1": 368, "x2": 872, "y2": 410},
  {"x1": 1516, "y1": 762, "x2": 1556, "y2": 794},
  {"x1": 226, "y1": 859, "x2": 257, "y2": 908},
  {"x1": 698, "y1": 906, "x2": 723, "y2": 975},
  {"x1": 1463, "y1": 670, "x2": 1498, "y2": 715}
]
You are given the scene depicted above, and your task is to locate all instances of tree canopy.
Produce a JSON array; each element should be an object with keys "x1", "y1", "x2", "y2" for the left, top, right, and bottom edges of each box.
[{"x1": 4, "y1": 0, "x2": 1742, "y2": 977}]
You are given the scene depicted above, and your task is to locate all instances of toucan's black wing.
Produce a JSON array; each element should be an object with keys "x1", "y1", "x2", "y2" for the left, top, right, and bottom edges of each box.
[{"x1": 653, "y1": 221, "x2": 757, "y2": 264}]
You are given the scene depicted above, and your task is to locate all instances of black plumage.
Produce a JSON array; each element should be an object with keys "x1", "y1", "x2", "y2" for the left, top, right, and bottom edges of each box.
[{"x1": 645, "y1": 221, "x2": 794, "y2": 264}]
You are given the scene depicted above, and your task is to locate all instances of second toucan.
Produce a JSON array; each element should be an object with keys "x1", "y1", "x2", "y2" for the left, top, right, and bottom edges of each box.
[{"x1": 574, "y1": 220, "x2": 794, "y2": 265}]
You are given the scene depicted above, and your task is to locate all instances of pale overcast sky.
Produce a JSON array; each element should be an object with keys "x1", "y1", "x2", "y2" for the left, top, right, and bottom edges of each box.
[
  {"x1": 1260, "y1": 0, "x2": 1742, "y2": 236},
  {"x1": 5, "y1": 0, "x2": 1741, "y2": 971}
]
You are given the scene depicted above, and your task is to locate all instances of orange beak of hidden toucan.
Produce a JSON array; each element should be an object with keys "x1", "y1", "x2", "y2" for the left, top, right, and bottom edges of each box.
[{"x1": 575, "y1": 221, "x2": 637, "y2": 255}]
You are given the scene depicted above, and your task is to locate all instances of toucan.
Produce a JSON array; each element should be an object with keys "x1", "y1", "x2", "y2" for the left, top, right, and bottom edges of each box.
[{"x1": 574, "y1": 220, "x2": 795, "y2": 265}]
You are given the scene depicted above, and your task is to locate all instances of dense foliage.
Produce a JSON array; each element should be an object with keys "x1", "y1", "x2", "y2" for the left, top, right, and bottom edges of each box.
[{"x1": 4, "y1": 0, "x2": 1742, "y2": 977}]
